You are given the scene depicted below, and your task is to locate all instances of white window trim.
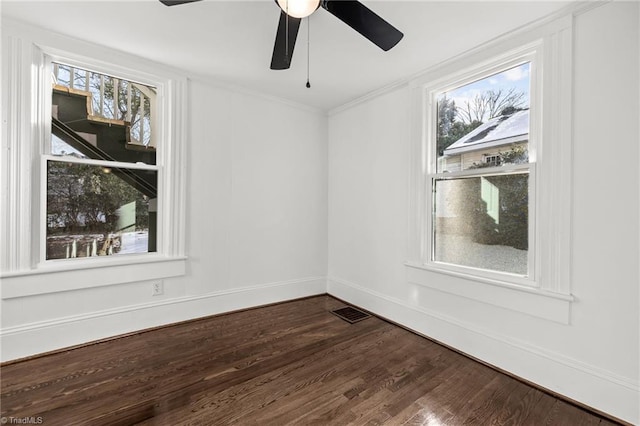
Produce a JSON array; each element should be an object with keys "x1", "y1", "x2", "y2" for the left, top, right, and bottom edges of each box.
[
  {"x1": 428, "y1": 166, "x2": 536, "y2": 288},
  {"x1": 40, "y1": 155, "x2": 160, "y2": 265},
  {"x1": 1, "y1": 20, "x2": 187, "y2": 298},
  {"x1": 425, "y1": 51, "x2": 538, "y2": 288},
  {"x1": 406, "y1": 15, "x2": 574, "y2": 323}
]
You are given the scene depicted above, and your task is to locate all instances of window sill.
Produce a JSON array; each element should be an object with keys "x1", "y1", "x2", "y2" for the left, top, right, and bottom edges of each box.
[
  {"x1": 1, "y1": 255, "x2": 187, "y2": 299},
  {"x1": 404, "y1": 261, "x2": 573, "y2": 324}
]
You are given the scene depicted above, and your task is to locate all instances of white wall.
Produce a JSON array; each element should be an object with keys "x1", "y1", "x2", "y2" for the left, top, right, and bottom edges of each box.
[
  {"x1": 1, "y1": 2, "x2": 638, "y2": 423},
  {"x1": 328, "y1": 3, "x2": 639, "y2": 423},
  {"x1": 185, "y1": 80, "x2": 328, "y2": 295},
  {"x1": 0, "y1": 24, "x2": 328, "y2": 360}
]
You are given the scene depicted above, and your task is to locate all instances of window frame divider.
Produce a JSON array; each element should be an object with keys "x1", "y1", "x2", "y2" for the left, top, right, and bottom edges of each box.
[{"x1": 43, "y1": 155, "x2": 160, "y2": 172}]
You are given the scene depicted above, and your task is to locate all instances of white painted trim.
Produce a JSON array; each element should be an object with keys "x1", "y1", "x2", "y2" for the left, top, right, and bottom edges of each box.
[
  {"x1": 327, "y1": 276, "x2": 639, "y2": 425},
  {"x1": 431, "y1": 162, "x2": 530, "y2": 180},
  {"x1": 1, "y1": 19, "x2": 188, "y2": 286},
  {"x1": 1, "y1": 257, "x2": 187, "y2": 299},
  {"x1": 405, "y1": 262, "x2": 572, "y2": 324},
  {"x1": 0, "y1": 276, "x2": 327, "y2": 362},
  {"x1": 158, "y1": 73, "x2": 188, "y2": 259},
  {"x1": 43, "y1": 155, "x2": 159, "y2": 171},
  {"x1": 421, "y1": 47, "x2": 541, "y2": 287},
  {"x1": 535, "y1": 19, "x2": 574, "y2": 295},
  {"x1": 406, "y1": 12, "x2": 575, "y2": 321},
  {"x1": 1, "y1": 36, "x2": 36, "y2": 272}
]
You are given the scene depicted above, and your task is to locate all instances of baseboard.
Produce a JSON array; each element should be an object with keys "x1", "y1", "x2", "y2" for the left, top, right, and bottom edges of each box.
[
  {"x1": 0, "y1": 276, "x2": 326, "y2": 362},
  {"x1": 327, "y1": 276, "x2": 639, "y2": 425},
  {"x1": 3, "y1": 274, "x2": 636, "y2": 423}
]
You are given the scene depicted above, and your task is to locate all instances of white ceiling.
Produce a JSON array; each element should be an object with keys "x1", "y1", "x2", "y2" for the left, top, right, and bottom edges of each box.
[{"x1": 1, "y1": 0, "x2": 572, "y2": 111}]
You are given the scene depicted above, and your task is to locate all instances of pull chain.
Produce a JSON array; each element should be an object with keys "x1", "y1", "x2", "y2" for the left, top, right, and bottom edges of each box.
[
  {"x1": 306, "y1": 16, "x2": 311, "y2": 88},
  {"x1": 285, "y1": 2, "x2": 289, "y2": 60}
]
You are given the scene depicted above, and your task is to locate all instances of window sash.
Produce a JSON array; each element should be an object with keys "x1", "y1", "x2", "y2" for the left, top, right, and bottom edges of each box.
[
  {"x1": 429, "y1": 166, "x2": 532, "y2": 281},
  {"x1": 44, "y1": 155, "x2": 159, "y2": 172},
  {"x1": 429, "y1": 162, "x2": 529, "y2": 180},
  {"x1": 426, "y1": 167, "x2": 537, "y2": 286},
  {"x1": 38, "y1": 52, "x2": 170, "y2": 268},
  {"x1": 41, "y1": 155, "x2": 161, "y2": 264},
  {"x1": 405, "y1": 16, "x2": 574, "y2": 321},
  {"x1": 424, "y1": 54, "x2": 538, "y2": 286},
  {"x1": 1, "y1": 22, "x2": 187, "y2": 298}
]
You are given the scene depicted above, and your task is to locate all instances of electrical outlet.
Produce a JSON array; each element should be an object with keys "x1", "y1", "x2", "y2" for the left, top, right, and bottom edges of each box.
[{"x1": 152, "y1": 281, "x2": 164, "y2": 296}]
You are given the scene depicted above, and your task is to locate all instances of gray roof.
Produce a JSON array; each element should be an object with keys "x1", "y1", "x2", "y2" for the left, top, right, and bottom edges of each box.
[{"x1": 444, "y1": 109, "x2": 529, "y2": 156}]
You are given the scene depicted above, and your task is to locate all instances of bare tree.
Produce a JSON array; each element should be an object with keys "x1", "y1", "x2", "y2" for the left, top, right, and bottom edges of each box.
[{"x1": 458, "y1": 88, "x2": 526, "y2": 124}]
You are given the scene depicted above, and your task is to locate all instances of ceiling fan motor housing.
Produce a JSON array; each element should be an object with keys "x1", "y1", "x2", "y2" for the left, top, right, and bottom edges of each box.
[{"x1": 276, "y1": 0, "x2": 321, "y2": 18}]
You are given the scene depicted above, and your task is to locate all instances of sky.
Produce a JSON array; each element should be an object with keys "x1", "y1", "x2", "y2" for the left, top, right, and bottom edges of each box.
[
  {"x1": 440, "y1": 62, "x2": 531, "y2": 122},
  {"x1": 51, "y1": 134, "x2": 86, "y2": 157}
]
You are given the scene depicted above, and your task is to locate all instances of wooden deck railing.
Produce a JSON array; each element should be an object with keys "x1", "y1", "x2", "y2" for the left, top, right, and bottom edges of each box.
[{"x1": 52, "y1": 63, "x2": 156, "y2": 148}]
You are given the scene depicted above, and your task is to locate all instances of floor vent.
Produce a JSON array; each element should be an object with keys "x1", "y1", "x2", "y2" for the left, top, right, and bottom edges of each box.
[{"x1": 331, "y1": 306, "x2": 371, "y2": 323}]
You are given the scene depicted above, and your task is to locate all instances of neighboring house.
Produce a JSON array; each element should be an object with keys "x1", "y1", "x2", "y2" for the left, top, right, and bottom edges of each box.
[
  {"x1": 435, "y1": 109, "x2": 530, "y2": 253},
  {"x1": 440, "y1": 109, "x2": 529, "y2": 172}
]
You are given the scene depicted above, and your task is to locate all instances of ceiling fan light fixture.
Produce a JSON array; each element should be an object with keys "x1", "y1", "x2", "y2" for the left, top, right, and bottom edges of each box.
[{"x1": 276, "y1": 0, "x2": 320, "y2": 18}]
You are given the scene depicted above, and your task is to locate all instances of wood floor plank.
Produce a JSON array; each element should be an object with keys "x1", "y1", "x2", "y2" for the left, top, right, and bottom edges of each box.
[
  {"x1": 191, "y1": 320, "x2": 398, "y2": 424},
  {"x1": 283, "y1": 352, "x2": 419, "y2": 423},
  {"x1": 485, "y1": 382, "x2": 540, "y2": 425},
  {"x1": 0, "y1": 295, "x2": 623, "y2": 425}
]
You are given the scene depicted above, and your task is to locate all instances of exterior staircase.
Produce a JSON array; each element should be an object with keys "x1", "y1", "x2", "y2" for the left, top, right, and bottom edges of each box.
[
  {"x1": 50, "y1": 64, "x2": 158, "y2": 255},
  {"x1": 51, "y1": 75, "x2": 157, "y2": 198}
]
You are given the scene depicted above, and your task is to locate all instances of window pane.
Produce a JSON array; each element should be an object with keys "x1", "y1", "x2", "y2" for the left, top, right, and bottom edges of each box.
[
  {"x1": 55, "y1": 64, "x2": 71, "y2": 86},
  {"x1": 436, "y1": 63, "x2": 530, "y2": 173},
  {"x1": 73, "y1": 68, "x2": 88, "y2": 91},
  {"x1": 46, "y1": 160, "x2": 157, "y2": 260},
  {"x1": 51, "y1": 62, "x2": 156, "y2": 165},
  {"x1": 433, "y1": 173, "x2": 528, "y2": 275},
  {"x1": 51, "y1": 134, "x2": 87, "y2": 158}
]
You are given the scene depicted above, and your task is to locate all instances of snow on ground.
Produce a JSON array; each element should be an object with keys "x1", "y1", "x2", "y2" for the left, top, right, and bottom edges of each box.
[{"x1": 118, "y1": 231, "x2": 149, "y2": 254}]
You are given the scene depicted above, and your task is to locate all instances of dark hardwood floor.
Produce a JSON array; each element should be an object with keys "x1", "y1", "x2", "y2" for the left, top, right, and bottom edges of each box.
[{"x1": 1, "y1": 295, "x2": 621, "y2": 425}]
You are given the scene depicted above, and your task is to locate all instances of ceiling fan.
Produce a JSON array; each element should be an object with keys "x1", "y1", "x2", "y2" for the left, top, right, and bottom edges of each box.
[{"x1": 159, "y1": 0, "x2": 404, "y2": 70}]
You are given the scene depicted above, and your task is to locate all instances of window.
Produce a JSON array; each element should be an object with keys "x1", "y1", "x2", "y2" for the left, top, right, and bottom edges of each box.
[
  {"x1": 406, "y1": 18, "x2": 574, "y2": 323},
  {"x1": 430, "y1": 62, "x2": 534, "y2": 281},
  {"x1": 1, "y1": 26, "x2": 187, "y2": 296},
  {"x1": 46, "y1": 63, "x2": 158, "y2": 261},
  {"x1": 484, "y1": 155, "x2": 502, "y2": 166}
]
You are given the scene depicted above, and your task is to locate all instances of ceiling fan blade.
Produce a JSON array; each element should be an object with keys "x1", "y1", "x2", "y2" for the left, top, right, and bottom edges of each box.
[
  {"x1": 159, "y1": 0, "x2": 202, "y2": 6},
  {"x1": 322, "y1": 0, "x2": 403, "y2": 51},
  {"x1": 270, "y1": 11, "x2": 302, "y2": 70}
]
